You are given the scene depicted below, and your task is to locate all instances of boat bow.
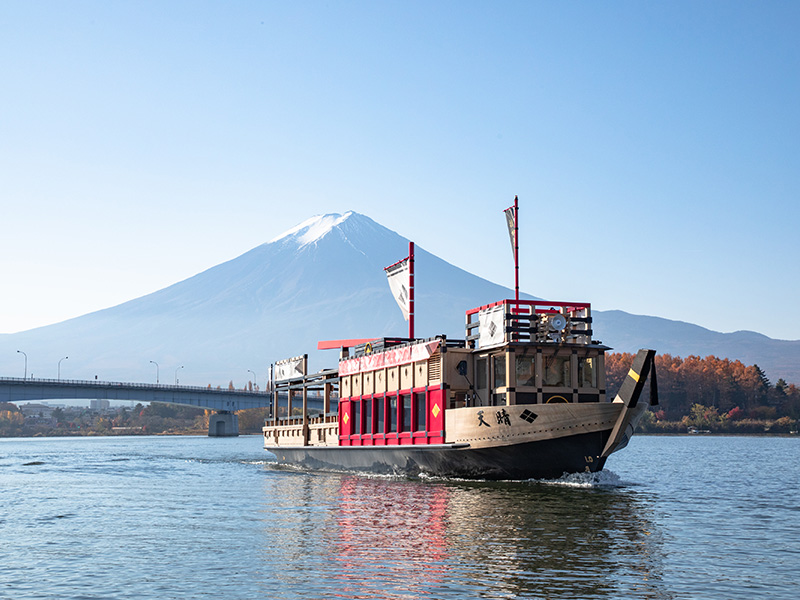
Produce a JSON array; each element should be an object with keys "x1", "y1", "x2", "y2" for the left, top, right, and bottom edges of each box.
[{"x1": 600, "y1": 349, "x2": 658, "y2": 458}]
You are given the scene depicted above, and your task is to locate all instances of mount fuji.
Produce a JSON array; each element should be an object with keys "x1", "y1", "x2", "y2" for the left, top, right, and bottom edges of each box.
[
  {"x1": 0, "y1": 212, "x2": 521, "y2": 387},
  {"x1": 1, "y1": 211, "x2": 798, "y2": 387}
]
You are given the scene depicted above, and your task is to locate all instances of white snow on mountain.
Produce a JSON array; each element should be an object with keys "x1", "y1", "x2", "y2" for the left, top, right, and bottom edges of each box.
[{"x1": 269, "y1": 211, "x2": 354, "y2": 247}]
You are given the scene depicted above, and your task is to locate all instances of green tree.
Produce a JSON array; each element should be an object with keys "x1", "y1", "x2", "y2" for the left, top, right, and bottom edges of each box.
[{"x1": 684, "y1": 403, "x2": 721, "y2": 430}]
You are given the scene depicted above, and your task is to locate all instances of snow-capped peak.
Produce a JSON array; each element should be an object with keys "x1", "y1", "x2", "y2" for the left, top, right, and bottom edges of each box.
[{"x1": 270, "y1": 211, "x2": 354, "y2": 247}]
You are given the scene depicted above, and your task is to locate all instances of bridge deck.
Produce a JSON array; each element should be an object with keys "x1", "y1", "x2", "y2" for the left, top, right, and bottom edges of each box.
[{"x1": 0, "y1": 377, "x2": 271, "y2": 411}]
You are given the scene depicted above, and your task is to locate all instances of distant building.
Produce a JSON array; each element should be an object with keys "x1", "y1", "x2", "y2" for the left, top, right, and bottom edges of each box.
[
  {"x1": 20, "y1": 403, "x2": 54, "y2": 419},
  {"x1": 90, "y1": 399, "x2": 110, "y2": 411}
]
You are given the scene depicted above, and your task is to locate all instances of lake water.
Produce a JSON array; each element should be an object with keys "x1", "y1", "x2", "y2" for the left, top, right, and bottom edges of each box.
[{"x1": 1, "y1": 435, "x2": 798, "y2": 600}]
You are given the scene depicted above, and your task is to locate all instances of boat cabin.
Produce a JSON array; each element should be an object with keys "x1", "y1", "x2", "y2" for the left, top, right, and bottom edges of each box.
[{"x1": 264, "y1": 299, "x2": 608, "y2": 449}]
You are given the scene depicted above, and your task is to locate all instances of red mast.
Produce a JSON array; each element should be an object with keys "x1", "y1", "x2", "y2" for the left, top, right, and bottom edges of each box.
[
  {"x1": 513, "y1": 195, "x2": 519, "y2": 308},
  {"x1": 409, "y1": 241, "x2": 415, "y2": 339}
]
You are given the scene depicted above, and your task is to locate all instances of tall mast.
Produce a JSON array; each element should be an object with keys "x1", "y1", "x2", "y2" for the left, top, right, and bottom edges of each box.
[
  {"x1": 409, "y1": 241, "x2": 415, "y2": 339},
  {"x1": 513, "y1": 195, "x2": 519, "y2": 309}
]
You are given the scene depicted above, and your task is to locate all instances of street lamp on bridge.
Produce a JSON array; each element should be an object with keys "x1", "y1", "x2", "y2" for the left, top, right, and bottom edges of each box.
[
  {"x1": 150, "y1": 360, "x2": 160, "y2": 384},
  {"x1": 16, "y1": 350, "x2": 27, "y2": 379},
  {"x1": 58, "y1": 356, "x2": 69, "y2": 380},
  {"x1": 248, "y1": 369, "x2": 258, "y2": 391},
  {"x1": 175, "y1": 365, "x2": 184, "y2": 385}
]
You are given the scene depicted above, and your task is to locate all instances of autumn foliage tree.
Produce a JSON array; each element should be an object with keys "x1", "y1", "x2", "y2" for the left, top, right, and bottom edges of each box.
[
  {"x1": 606, "y1": 352, "x2": 799, "y2": 421},
  {"x1": 0, "y1": 403, "x2": 25, "y2": 436}
]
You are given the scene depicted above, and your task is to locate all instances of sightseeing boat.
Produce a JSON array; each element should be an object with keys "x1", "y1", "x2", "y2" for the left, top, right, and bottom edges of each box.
[
  {"x1": 262, "y1": 198, "x2": 657, "y2": 480},
  {"x1": 262, "y1": 299, "x2": 657, "y2": 480}
]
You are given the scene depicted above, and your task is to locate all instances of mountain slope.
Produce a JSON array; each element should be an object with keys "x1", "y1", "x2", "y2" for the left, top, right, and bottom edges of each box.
[
  {"x1": 594, "y1": 311, "x2": 800, "y2": 381},
  {"x1": 1, "y1": 211, "x2": 798, "y2": 387},
  {"x1": 0, "y1": 212, "x2": 520, "y2": 385}
]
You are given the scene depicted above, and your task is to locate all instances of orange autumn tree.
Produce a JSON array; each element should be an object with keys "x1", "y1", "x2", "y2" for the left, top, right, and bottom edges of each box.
[{"x1": 605, "y1": 353, "x2": 797, "y2": 420}]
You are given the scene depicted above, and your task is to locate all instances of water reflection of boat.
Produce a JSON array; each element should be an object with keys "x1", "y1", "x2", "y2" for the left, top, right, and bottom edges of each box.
[
  {"x1": 302, "y1": 474, "x2": 671, "y2": 600},
  {"x1": 331, "y1": 477, "x2": 450, "y2": 597}
]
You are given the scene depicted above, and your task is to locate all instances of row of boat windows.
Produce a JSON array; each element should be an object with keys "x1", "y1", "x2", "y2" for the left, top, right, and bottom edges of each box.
[
  {"x1": 347, "y1": 393, "x2": 427, "y2": 436},
  {"x1": 451, "y1": 390, "x2": 601, "y2": 407},
  {"x1": 476, "y1": 355, "x2": 597, "y2": 389}
]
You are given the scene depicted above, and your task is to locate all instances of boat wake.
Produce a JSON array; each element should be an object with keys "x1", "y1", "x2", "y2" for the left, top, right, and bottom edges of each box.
[{"x1": 534, "y1": 469, "x2": 625, "y2": 488}]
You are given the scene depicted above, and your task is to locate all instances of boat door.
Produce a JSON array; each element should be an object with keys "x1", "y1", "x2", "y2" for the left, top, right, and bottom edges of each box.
[{"x1": 474, "y1": 352, "x2": 508, "y2": 406}]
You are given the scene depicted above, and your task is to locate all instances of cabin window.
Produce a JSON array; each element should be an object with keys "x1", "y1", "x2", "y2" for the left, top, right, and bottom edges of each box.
[
  {"x1": 544, "y1": 355, "x2": 571, "y2": 387},
  {"x1": 352, "y1": 400, "x2": 361, "y2": 435},
  {"x1": 476, "y1": 357, "x2": 487, "y2": 390},
  {"x1": 400, "y1": 394, "x2": 411, "y2": 433},
  {"x1": 364, "y1": 396, "x2": 373, "y2": 434},
  {"x1": 413, "y1": 392, "x2": 426, "y2": 431},
  {"x1": 386, "y1": 396, "x2": 397, "y2": 433},
  {"x1": 516, "y1": 355, "x2": 535, "y2": 387},
  {"x1": 493, "y1": 354, "x2": 506, "y2": 388},
  {"x1": 377, "y1": 396, "x2": 385, "y2": 434},
  {"x1": 475, "y1": 356, "x2": 489, "y2": 406},
  {"x1": 578, "y1": 357, "x2": 597, "y2": 388}
]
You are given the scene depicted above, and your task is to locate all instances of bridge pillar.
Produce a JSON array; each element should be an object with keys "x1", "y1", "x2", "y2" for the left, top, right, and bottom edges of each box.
[{"x1": 208, "y1": 411, "x2": 239, "y2": 437}]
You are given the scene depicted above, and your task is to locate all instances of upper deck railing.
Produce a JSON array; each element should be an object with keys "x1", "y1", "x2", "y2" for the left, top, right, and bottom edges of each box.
[{"x1": 465, "y1": 299, "x2": 594, "y2": 348}]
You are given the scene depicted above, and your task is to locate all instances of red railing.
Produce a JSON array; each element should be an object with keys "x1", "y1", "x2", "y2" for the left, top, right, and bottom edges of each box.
[{"x1": 465, "y1": 299, "x2": 594, "y2": 346}]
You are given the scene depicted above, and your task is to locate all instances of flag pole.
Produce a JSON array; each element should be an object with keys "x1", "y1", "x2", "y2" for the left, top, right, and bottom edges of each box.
[
  {"x1": 514, "y1": 195, "x2": 519, "y2": 310},
  {"x1": 409, "y1": 241, "x2": 415, "y2": 339}
]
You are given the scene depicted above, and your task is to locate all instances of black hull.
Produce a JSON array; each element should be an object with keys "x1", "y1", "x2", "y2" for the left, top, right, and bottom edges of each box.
[{"x1": 267, "y1": 430, "x2": 611, "y2": 480}]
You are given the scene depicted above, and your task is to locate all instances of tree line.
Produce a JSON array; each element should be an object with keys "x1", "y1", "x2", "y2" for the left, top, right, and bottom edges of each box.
[
  {"x1": 0, "y1": 402, "x2": 208, "y2": 437},
  {"x1": 606, "y1": 352, "x2": 799, "y2": 432}
]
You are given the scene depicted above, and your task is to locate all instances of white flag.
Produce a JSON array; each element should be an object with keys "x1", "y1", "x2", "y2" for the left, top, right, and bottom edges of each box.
[
  {"x1": 385, "y1": 259, "x2": 411, "y2": 320},
  {"x1": 478, "y1": 304, "x2": 506, "y2": 348},
  {"x1": 504, "y1": 206, "x2": 516, "y2": 257},
  {"x1": 274, "y1": 357, "x2": 305, "y2": 381}
]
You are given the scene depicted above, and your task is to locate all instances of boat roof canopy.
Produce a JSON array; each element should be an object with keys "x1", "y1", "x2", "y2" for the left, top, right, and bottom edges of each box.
[{"x1": 317, "y1": 338, "x2": 379, "y2": 350}]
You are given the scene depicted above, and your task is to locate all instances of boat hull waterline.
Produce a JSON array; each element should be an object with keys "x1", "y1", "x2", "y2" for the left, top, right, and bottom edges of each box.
[{"x1": 268, "y1": 430, "x2": 612, "y2": 480}]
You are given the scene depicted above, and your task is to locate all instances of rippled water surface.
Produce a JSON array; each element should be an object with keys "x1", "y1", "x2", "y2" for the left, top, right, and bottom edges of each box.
[{"x1": 1, "y1": 435, "x2": 798, "y2": 599}]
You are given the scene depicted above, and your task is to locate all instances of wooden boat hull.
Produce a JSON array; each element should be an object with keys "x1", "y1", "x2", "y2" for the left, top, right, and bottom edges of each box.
[
  {"x1": 266, "y1": 429, "x2": 611, "y2": 480},
  {"x1": 265, "y1": 345, "x2": 656, "y2": 480}
]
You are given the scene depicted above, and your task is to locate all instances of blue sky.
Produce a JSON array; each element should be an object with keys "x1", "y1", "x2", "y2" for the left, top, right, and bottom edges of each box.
[{"x1": 1, "y1": 1, "x2": 798, "y2": 340}]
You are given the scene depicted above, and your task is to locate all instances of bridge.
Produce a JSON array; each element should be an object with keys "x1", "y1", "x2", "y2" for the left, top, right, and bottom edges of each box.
[{"x1": 0, "y1": 376, "x2": 273, "y2": 436}]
